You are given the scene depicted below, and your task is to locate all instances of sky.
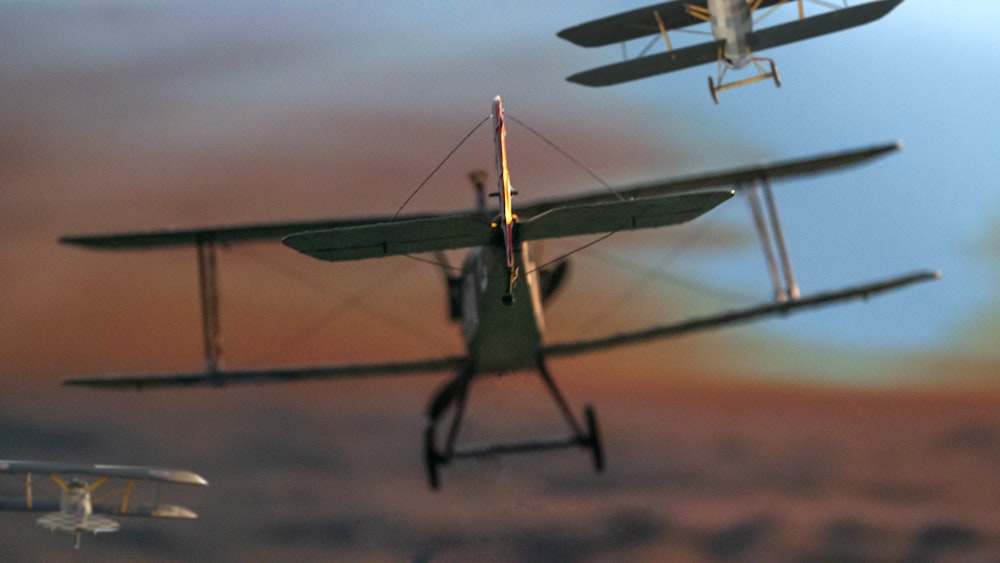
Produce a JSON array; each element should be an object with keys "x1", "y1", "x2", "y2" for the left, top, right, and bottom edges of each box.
[
  {"x1": 1, "y1": 0, "x2": 998, "y2": 393},
  {"x1": 3, "y1": 1, "x2": 1000, "y2": 560}
]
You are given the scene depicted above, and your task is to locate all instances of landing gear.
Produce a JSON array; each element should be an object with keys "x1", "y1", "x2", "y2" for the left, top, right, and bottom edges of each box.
[
  {"x1": 708, "y1": 49, "x2": 780, "y2": 104},
  {"x1": 584, "y1": 404, "x2": 604, "y2": 473},
  {"x1": 424, "y1": 423, "x2": 442, "y2": 490},
  {"x1": 422, "y1": 362, "x2": 605, "y2": 490}
]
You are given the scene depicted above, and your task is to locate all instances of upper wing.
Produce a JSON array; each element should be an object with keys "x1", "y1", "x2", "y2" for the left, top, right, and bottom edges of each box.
[
  {"x1": 63, "y1": 355, "x2": 468, "y2": 390},
  {"x1": 516, "y1": 141, "x2": 900, "y2": 216},
  {"x1": 282, "y1": 141, "x2": 899, "y2": 263},
  {"x1": 60, "y1": 142, "x2": 898, "y2": 252},
  {"x1": 558, "y1": 1, "x2": 793, "y2": 47},
  {"x1": 284, "y1": 191, "x2": 731, "y2": 262},
  {"x1": 557, "y1": 1, "x2": 709, "y2": 47},
  {"x1": 543, "y1": 271, "x2": 939, "y2": 357},
  {"x1": 0, "y1": 460, "x2": 207, "y2": 486},
  {"x1": 59, "y1": 212, "x2": 437, "y2": 250},
  {"x1": 748, "y1": 0, "x2": 903, "y2": 53}
]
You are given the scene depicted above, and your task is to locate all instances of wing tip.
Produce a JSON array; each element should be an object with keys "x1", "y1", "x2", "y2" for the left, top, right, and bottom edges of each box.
[
  {"x1": 147, "y1": 470, "x2": 209, "y2": 487},
  {"x1": 565, "y1": 75, "x2": 603, "y2": 87},
  {"x1": 151, "y1": 504, "x2": 200, "y2": 518},
  {"x1": 555, "y1": 28, "x2": 574, "y2": 42},
  {"x1": 280, "y1": 232, "x2": 310, "y2": 255},
  {"x1": 62, "y1": 377, "x2": 122, "y2": 389}
]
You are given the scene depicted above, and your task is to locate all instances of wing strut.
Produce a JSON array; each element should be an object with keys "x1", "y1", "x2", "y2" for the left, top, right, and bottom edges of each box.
[
  {"x1": 423, "y1": 360, "x2": 603, "y2": 490},
  {"x1": 25, "y1": 473, "x2": 33, "y2": 510},
  {"x1": 196, "y1": 238, "x2": 222, "y2": 373},
  {"x1": 746, "y1": 178, "x2": 799, "y2": 302}
]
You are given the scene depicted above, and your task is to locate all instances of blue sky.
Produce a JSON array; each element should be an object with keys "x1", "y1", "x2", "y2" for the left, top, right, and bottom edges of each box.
[{"x1": 541, "y1": 1, "x2": 1000, "y2": 360}]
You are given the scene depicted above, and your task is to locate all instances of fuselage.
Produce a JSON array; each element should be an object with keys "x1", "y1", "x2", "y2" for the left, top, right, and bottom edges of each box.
[
  {"x1": 461, "y1": 241, "x2": 545, "y2": 374},
  {"x1": 459, "y1": 95, "x2": 547, "y2": 375},
  {"x1": 708, "y1": 0, "x2": 754, "y2": 68},
  {"x1": 36, "y1": 480, "x2": 94, "y2": 547},
  {"x1": 36, "y1": 479, "x2": 119, "y2": 547},
  {"x1": 61, "y1": 481, "x2": 92, "y2": 530}
]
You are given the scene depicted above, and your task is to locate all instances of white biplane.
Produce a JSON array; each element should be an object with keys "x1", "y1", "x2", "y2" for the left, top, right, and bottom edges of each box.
[
  {"x1": 560, "y1": 0, "x2": 903, "y2": 102},
  {"x1": 0, "y1": 460, "x2": 207, "y2": 548},
  {"x1": 62, "y1": 97, "x2": 937, "y2": 489}
]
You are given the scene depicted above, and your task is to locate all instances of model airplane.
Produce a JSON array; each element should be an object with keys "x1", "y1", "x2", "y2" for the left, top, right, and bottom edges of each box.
[
  {"x1": 560, "y1": 0, "x2": 903, "y2": 102},
  {"x1": 0, "y1": 460, "x2": 207, "y2": 548},
  {"x1": 60, "y1": 97, "x2": 937, "y2": 489}
]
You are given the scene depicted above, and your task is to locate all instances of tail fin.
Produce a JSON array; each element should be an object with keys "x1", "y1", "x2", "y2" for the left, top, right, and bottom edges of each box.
[{"x1": 491, "y1": 96, "x2": 516, "y2": 272}]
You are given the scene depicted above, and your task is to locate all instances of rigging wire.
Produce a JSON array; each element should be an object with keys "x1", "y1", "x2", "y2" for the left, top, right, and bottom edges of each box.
[
  {"x1": 636, "y1": 35, "x2": 658, "y2": 58},
  {"x1": 403, "y1": 252, "x2": 464, "y2": 275},
  {"x1": 502, "y1": 112, "x2": 636, "y2": 273},
  {"x1": 229, "y1": 246, "x2": 452, "y2": 365},
  {"x1": 753, "y1": 0, "x2": 842, "y2": 26},
  {"x1": 571, "y1": 202, "x2": 759, "y2": 333},
  {"x1": 390, "y1": 115, "x2": 490, "y2": 222},
  {"x1": 507, "y1": 114, "x2": 625, "y2": 202},
  {"x1": 375, "y1": 108, "x2": 749, "y2": 330},
  {"x1": 386, "y1": 109, "x2": 630, "y2": 276},
  {"x1": 529, "y1": 229, "x2": 622, "y2": 275},
  {"x1": 584, "y1": 245, "x2": 754, "y2": 305},
  {"x1": 494, "y1": 114, "x2": 764, "y2": 329}
]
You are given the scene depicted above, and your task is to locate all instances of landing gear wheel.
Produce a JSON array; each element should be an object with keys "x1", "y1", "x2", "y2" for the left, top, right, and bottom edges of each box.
[
  {"x1": 708, "y1": 76, "x2": 719, "y2": 105},
  {"x1": 424, "y1": 425, "x2": 441, "y2": 490},
  {"x1": 584, "y1": 405, "x2": 604, "y2": 473}
]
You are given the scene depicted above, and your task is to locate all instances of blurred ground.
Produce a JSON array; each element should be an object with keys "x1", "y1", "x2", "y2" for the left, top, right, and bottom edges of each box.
[{"x1": 3, "y1": 375, "x2": 998, "y2": 561}]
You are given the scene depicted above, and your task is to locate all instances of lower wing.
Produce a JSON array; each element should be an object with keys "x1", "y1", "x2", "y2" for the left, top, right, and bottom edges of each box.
[
  {"x1": 95, "y1": 503, "x2": 199, "y2": 519},
  {"x1": 63, "y1": 356, "x2": 468, "y2": 390},
  {"x1": 61, "y1": 272, "x2": 938, "y2": 389},
  {"x1": 0, "y1": 499, "x2": 197, "y2": 519},
  {"x1": 543, "y1": 271, "x2": 939, "y2": 357},
  {"x1": 567, "y1": 40, "x2": 723, "y2": 87}
]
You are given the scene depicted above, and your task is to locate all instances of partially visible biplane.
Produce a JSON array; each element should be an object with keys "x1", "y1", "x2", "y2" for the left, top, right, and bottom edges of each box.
[
  {"x1": 560, "y1": 0, "x2": 903, "y2": 102},
  {"x1": 0, "y1": 460, "x2": 207, "y2": 548},
  {"x1": 60, "y1": 97, "x2": 937, "y2": 489}
]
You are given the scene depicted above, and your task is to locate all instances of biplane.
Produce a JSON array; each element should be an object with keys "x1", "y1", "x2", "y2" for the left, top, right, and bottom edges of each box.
[
  {"x1": 559, "y1": 0, "x2": 903, "y2": 102},
  {"x1": 0, "y1": 460, "x2": 207, "y2": 548},
  {"x1": 61, "y1": 96, "x2": 937, "y2": 489}
]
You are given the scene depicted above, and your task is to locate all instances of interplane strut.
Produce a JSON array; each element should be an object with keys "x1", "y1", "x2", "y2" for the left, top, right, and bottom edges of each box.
[{"x1": 196, "y1": 238, "x2": 222, "y2": 373}]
